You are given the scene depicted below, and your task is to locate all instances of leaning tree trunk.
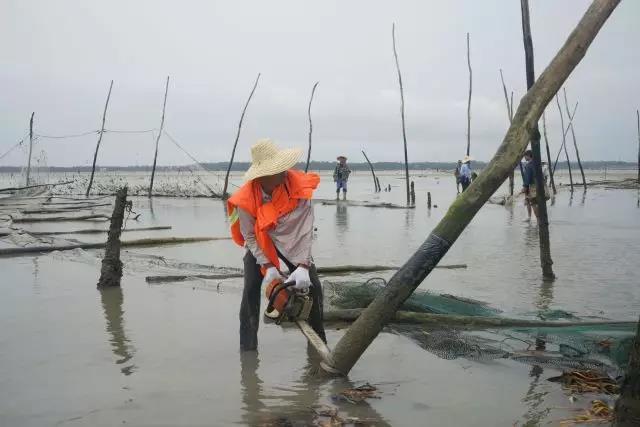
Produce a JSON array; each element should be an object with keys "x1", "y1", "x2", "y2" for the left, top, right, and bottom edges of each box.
[
  {"x1": 392, "y1": 23, "x2": 410, "y2": 205},
  {"x1": 222, "y1": 73, "x2": 260, "y2": 198},
  {"x1": 520, "y1": 0, "x2": 555, "y2": 279},
  {"x1": 98, "y1": 187, "x2": 127, "y2": 288},
  {"x1": 322, "y1": 0, "x2": 620, "y2": 376},
  {"x1": 305, "y1": 82, "x2": 319, "y2": 173},
  {"x1": 613, "y1": 315, "x2": 640, "y2": 426}
]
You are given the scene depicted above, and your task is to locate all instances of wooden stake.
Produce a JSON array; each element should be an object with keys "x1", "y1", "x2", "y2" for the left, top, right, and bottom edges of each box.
[
  {"x1": 521, "y1": 0, "x2": 555, "y2": 279},
  {"x1": 427, "y1": 192, "x2": 432, "y2": 209},
  {"x1": 563, "y1": 88, "x2": 587, "y2": 190},
  {"x1": 555, "y1": 94, "x2": 575, "y2": 192},
  {"x1": 410, "y1": 181, "x2": 416, "y2": 205},
  {"x1": 392, "y1": 24, "x2": 410, "y2": 205},
  {"x1": 361, "y1": 150, "x2": 379, "y2": 193},
  {"x1": 222, "y1": 73, "x2": 260, "y2": 198},
  {"x1": 466, "y1": 32, "x2": 472, "y2": 157},
  {"x1": 86, "y1": 80, "x2": 114, "y2": 197},
  {"x1": 305, "y1": 82, "x2": 319, "y2": 173},
  {"x1": 26, "y1": 112, "x2": 34, "y2": 186},
  {"x1": 375, "y1": 177, "x2": 381, "y2": 192},
  {"x1": 98, "y1": 187, "x2": 127, "y2": 287},
  {"x1": 500, "y1": 69, "x2": 518, "y2": 195},
  {"x1": 149, "y1": 76, "x2": 170, "y2": 198},
  {"x1": 541, "y1": 112, "x2": 557, "y2": 194},
  {"x1": 323, "y1": 0, "x2": 620, "y2": 376}
]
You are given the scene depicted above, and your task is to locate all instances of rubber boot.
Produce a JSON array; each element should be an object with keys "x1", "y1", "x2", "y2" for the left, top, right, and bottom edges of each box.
[{"x1": 342, "y1": 191, "x2": 346, "y2": 201}]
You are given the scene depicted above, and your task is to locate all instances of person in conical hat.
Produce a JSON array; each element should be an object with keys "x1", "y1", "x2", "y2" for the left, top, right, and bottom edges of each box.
[
  {"x1": 333, "y1": 155, "x2": 351, "y2": 200},
  {"x1": 227, "y1": 138, "x2": 326, "y2": 351},
  {"x1": 459, "y1": 155, "x2": 473, "y2": 192}
]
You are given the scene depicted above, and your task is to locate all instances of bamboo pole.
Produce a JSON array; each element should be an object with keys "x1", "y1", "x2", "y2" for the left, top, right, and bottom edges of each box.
[
  {"x1": 26, "y1": 112, "x2": 34, "y2": 186},
  {"x1": 500, "y1": 69, "x2": 521, "y2": 195},
  {"x1": 552, "y1": 101, "x2": 579, "y2": 174},
  {"x1": 555, "y1": 94, "x2": 575, "y2": 192},
  {"x1": 541, "y1": 112, "x2": 557, "y2": 194},
  {"x1": 563, "y1": 88, "x2": 587, "y2": 190},
  {"x1": 98, "y1": 187, "x2": 127, "y2": 287},
  {"x1": 0, "y1": 236, "x2": 230, "y2": 257},
  {"x1": 392, "y1": 24, "x2": 410, "y2": 205},
  {"x1": 466, "y1": 32, "x2": 472, "y2": 157},
  {"x1": 613, "y1": 315, "x2": 640, "y2": 426},
  {"x1": 520, "y1": 0, "x2": 555, "y2": 279},
  {"x1": 149, "y1": 76, "x2": 170, "y2": 198},
  {"x1": 305, "y1": 82, "x2": 319, "y2": 173},
  {"x1": 222, "y1": 73, "x2": 260, "y2": 198},
  {"x1": 322, "y1": 0, "x2": 621, "y2": 376},
  {"x1": 361, "y1": 150, "x2": 379, "y2": 193},
  {"x1": 86, "y1": 80, "x2": 114, "y2": 197}
]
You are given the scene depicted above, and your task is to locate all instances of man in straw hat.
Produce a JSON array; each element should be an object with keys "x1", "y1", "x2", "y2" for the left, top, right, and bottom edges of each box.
[
  {"x1": 333, "y1": 155, "x2": 351, "y2": 200},
  {"x1": 227, "y1": 138, "x2": 326, "y2": 351},
  {"x1": 459, "y1": 155, "x2": 473, "y2": 192}
]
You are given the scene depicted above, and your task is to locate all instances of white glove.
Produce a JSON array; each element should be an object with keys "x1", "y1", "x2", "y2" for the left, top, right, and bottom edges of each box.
[
  {"x1": 285, "y1": 266, "x2": 312, "y2": 291},
  {"x1": 261, "y1": 266, "x2": 283, "y2": 287}
]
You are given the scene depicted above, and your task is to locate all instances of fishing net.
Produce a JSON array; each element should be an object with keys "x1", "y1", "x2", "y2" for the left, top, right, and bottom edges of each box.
[{"x1": 325, "y1": 280, "x2": 636, "y2": 375}]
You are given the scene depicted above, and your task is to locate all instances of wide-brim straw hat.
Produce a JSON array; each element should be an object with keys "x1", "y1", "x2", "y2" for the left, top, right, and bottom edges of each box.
[
  {"x1": 243, "y1": 138, "x2": 302, "y2": 181},
  {"x1": 462, "y1": 155, "x2": 473, "y2": 163},
  {"x1": 337, "y1": 155, "x2": 347, "y2": 161}
]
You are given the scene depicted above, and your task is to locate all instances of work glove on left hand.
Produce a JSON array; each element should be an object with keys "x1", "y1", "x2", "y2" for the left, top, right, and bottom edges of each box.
[{"x1": 285, "y1": 266, "x2": 312, "y2": 292}]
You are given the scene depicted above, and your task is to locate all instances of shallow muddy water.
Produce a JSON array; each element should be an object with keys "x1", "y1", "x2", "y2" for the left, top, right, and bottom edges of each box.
[{"x1": 0, "y1": 170, "x2": 638, "y2": 426}]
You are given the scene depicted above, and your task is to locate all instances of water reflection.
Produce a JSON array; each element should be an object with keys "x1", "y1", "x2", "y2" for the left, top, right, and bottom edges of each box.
[
  {"x1": 100, "y1": 286, "x2": 136, "y2": 376},
  {"x1": 335, "y1": 203, "x2": 349, "y2": 242},
  {"x1": 148, "y1": 197, "x2": 156, "y2": 220},
  {"x1": 32, "y1": 257, "x2": 41, "y2": 295}
]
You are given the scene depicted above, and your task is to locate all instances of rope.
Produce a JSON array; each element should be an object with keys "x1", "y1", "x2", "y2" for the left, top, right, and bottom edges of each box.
[
  {"x1": 104, "y1": 129, "x2": 156, "y2": 134},
  {"x1": 35, "y1": 130, "x2": 99, "y2": 139},
  {"x1": 0, "y1": 135, "x2": 28, "y2": 160}
]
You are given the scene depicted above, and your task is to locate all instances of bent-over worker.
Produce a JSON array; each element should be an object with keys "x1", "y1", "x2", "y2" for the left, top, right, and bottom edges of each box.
[{"x1": 227, "y1": 138, "x2": 326, "y2": 351}]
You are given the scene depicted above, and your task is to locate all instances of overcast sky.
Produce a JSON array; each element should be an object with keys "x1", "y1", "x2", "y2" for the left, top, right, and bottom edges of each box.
[{"x1": 1, "y1": 0, "x2": 638, "y2": 167}]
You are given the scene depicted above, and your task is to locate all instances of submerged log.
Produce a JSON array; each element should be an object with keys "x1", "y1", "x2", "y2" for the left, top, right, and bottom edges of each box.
[
  {"x1": 98, "y1": 187, "x2": 127, "y2": 287},
  {"x1": 23, "y1": 225, "x2": 172, "y2": 236},
  {"x1": 323, "y1": 308, "x2": 637, "y2": 329},
  {"x1": 0, "y1": 236, "x2": 230, "y2": 257},
  {"x1": 11, "y1": 214, "x2": 111, "y2": 223}
]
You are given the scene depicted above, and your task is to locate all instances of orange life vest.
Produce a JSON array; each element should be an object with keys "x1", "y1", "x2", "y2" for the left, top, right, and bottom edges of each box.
[{"x1": 227, "y1": 169, "x2": 320, "y2": 269}]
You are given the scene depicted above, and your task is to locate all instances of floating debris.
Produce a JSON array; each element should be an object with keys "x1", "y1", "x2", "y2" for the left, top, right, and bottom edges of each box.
[
  {"x1": 548, "y1": 370, "x2": 619, "y2": 395},
  {"x1": 332, "y1": 383, "x2": 379, "y2": 405},
  {"x1": 559, "y1": 399, "x2": 613, "y2": 426}
]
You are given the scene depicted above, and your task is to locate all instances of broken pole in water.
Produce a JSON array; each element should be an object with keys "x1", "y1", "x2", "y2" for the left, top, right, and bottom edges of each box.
[
  {"x1": 410, "y1": 181, "x2": 416, "y2": 205},
  {"x1": 563, "y1": 88, "x2": 587, "y2": 191},
  {"x1": 375, "y1": 177, "x2": 381, "y2": 193},
  {"x1": 222, "y1": 73, "x2": 260, "y2": 199},
  {"x1": 86, "y1": 80, "x2": 114, "y2": 197},
  {"x1": 25, "y1": 112, "x2": 35, "y2": 186},
  {"x1": 320, "y1": 0, "x2": 621, "y2": 376},
  {"x1": 392, "y1": 23, "x2": 411, "y2": 205},
  {"x1": 500, "y1": 70, "x2": 516, "y2": 196},
  {"x1": 520, "y1": 0, "x2": 555, "y2": 279},
  {"x1": 98, "y1": 187, "x2": 127, "y2": 287},
  {"x1": 305, "y1": 81, "x2": 319, "y2": 173},
  {"x1": 361, "y1": 150, "x2": 380, "y2": 193},
  {"x1": 149, "y1": 76, "x2": 170, "y2": 198},
  {"x1": 613, "y1": 315, "x2": 640, "y2": 426}
]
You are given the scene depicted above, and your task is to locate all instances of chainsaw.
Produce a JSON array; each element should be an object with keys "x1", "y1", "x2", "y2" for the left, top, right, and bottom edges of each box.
[{"x1": 264, "y1": 279, "x2": 335, "y2": 369}]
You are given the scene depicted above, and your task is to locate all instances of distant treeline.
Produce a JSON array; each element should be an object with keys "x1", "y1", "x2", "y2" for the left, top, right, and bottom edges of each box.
[{"x1": 0, "y1": 160, "x2": 636, "y2": 173}]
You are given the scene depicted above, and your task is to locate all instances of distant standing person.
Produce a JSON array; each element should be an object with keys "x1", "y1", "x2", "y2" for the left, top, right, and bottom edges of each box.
[
  {"x1": 459, "y1": 155, "x2": 473, "y2": 192},
  {"x1": 333, "y1": 156, "x2": 351, "y2": 200},
  {"x1": 454, "y1": 160, "x2": 462, "y2": 193},
  {"x1": 520, "y1": 150, "x2": 549, "y2": 221}
]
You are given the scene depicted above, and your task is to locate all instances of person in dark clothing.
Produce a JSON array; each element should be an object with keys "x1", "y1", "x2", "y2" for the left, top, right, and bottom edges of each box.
[{"x1": 520, "y1": 149, "x2": 549, "y2": 220}]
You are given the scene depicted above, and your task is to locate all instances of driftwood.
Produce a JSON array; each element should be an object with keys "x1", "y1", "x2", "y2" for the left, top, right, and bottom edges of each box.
[
  {"x1": 144, "y1": 264, "x2": 468, "y2": 283},
  {"x1": 98, "y1": 188, "x2": 126, "y2": 287},
  {"x1": 26, "y1": 112, "x2": 34, "y2": 186},
  {"x1": 323, "y1": 308, "x2": 637, "y2": 329},
  {"x1": 0, "y1": 236, "x2": 230, "y2": 257},
  {"x1": 322, "y1": 0, "x2": 621, "y2": 376},
  {"x1": 563, "y1": 88, "x2": 587, "y2": 191},
  {"x1": 149, "y1": 76, "x2": 170, "y2": 198},
  {"x1": 222, "y1": 73, "x2": 260, "y2": 198},
  {"x1": 11, "y1": 214, "x2": 111, "y2": 223},
  {"x1": 521, "y1": 0, "x2": 555, "y2": 279},
  {"x1": 305, "y1": 82, "x2": 319, "y2": 173},
  {"x1": 87, "y1": 80, "x2": 114, "y2": 197},
  {"x1": 392, "y1": 23, "x2": 410, "y2": 205},
  {"x1": 0, "y1": 181, "x2": 75, "y2": 194}
]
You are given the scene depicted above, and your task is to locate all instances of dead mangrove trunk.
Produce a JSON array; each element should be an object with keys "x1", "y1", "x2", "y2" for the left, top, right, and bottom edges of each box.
[
  {"x1": 305, "y1": 82, "x2": 319, "y2": 173},
  {"x1": 26, "y1": 112, "x2": 34, "y2": 186},
  {"x1": 520, "y1": 0, "x2": 555, "y2": 279},
  {"x1": 149, "y1": 76, "x2": 170, "y2": 198},
  {"x1": 98, "y1": 187, "x2": 127, "y2": 287},
  {"x1": 222, "y1": 73, "x2": 260, "y2": 198},
  {"x1": 466, "y1": 32, "x2": 472, "y2": 157},
  {"x1": 541, "y1": 112, "x2": 557, "y2": 194},
  {"x1": 323, "y1": 0, "x2": 620, "y2": 376},
  {"x1": 563, "y1": 88, "x2": 587, "y2": 190},
  {"x1": 392, "y1": 23, "x2": 410, "y2": 205},
  {"x1": 361, "y1": 150, "x2": 380, "y2": 193},
  {"x1": 613, "y1": 315, "x2": 640, "y2": 426},
  {"x1": 86, "y1": 80, "x2": 114, "y2": 197}
]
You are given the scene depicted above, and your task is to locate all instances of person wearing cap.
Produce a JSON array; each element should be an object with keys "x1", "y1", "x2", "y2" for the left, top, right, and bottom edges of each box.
[
  {"x1": 227, "y1": 139, "x2": 326, "y2": 351},
  {"x1": 333, "y1": 156, "x2": 351, "y2": 200},
  {"x1": 459, "y1": 155, "x2": 473, "y2": 192}
]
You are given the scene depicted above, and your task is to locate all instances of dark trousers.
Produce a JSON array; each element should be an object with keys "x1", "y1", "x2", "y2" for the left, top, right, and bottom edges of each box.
[{"x1": 240, "y1": 251, "x2": 326, "y2": 351}]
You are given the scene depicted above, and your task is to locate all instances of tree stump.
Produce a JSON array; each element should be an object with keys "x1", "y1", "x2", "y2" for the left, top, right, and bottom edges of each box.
[{"x1": 98, "y1": 187, "x2": 127, "y2": 287}]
